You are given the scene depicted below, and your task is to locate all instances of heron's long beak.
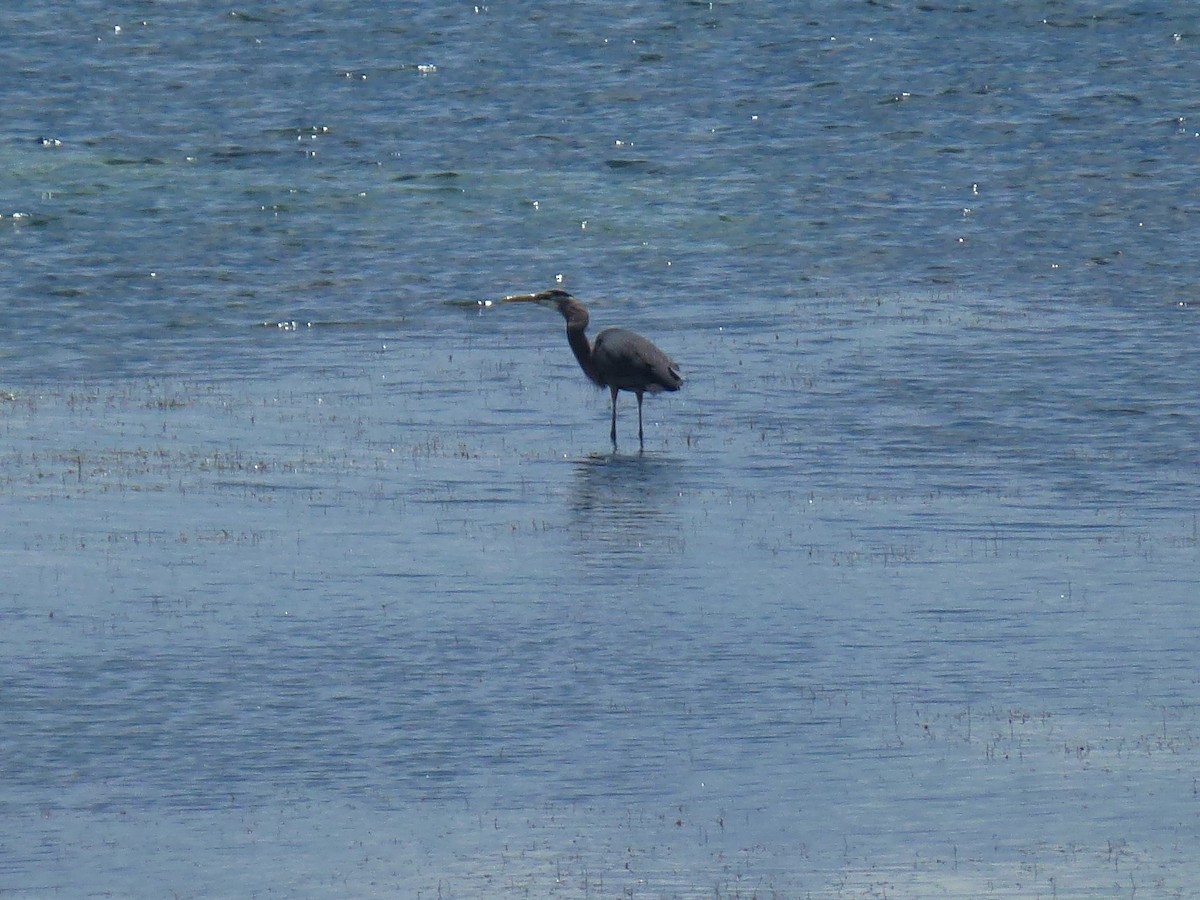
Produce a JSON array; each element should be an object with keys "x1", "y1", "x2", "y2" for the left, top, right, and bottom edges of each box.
[{"x1": 502, "y1": 293, "x2": 542, "y2": 303}]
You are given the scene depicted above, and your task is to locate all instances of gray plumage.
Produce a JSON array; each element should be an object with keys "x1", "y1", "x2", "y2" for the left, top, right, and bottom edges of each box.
[{"x1": 503, "y1": 288, "x2": 683, "y2": 448}]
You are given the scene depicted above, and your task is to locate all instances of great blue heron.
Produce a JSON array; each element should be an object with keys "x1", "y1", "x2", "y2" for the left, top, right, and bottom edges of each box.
[{"x1": 504, "y1": 288, "x2": 683, "y2": 449}]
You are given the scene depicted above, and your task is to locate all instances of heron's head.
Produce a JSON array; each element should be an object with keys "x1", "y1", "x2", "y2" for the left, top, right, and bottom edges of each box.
[
  {"x1": 502, "y1": 288, "x2": 586, "y2": 324},
  {"x1": 502, "y1": 288, "x2": 575, "y2": 308}
]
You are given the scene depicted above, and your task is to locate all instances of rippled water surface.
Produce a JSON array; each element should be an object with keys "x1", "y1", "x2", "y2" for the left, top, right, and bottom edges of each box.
[{"x1": 2, "y1": 2, "x2": 1198, "y2": 897}]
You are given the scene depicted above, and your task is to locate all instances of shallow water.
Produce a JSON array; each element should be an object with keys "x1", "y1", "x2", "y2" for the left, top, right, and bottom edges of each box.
[{"x1": 3, "y1": 2, "x2": 1199, "y2": 897}]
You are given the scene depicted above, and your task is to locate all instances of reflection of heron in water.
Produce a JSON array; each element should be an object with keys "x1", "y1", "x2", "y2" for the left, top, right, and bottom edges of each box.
[
  {"x1": 504, "y1": 289, "x2": 683, "y2": 449},
  {"x1": 569, "y1": 453, "x2": 684, "y2": 561}
]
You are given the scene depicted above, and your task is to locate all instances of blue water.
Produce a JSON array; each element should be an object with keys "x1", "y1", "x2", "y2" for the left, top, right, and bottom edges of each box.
[{"x1": 2, "y1": 3, "x2": 1198, "y2": 897}]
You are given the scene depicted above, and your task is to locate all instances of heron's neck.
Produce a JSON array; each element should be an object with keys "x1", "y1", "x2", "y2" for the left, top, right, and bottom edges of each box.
[{"x1": 566, "y1": 322, "x2": 603, "y2": 386}]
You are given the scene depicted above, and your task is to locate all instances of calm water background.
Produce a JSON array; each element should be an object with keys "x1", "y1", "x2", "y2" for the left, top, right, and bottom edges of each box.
[{"x1": 2, "y1": 2, "x2": 1198, "y2": 896}]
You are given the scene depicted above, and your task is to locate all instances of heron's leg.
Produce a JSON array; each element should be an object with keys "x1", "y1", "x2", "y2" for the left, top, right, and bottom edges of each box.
[
  {"x1": 636, "y1": 391, "x2": 645, "y2": 449},
  {"x1": 609, "y1": 385, "x2": 619, "y2": 445}
]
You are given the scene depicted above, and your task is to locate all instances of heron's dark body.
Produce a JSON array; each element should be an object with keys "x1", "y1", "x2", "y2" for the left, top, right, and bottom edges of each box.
[
  {"x1": 504, "y1": 288, "x2": 683, "y2": 448},
  {"x1": 590, "y1": 328, "x2": 683, "y2": 395}
]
